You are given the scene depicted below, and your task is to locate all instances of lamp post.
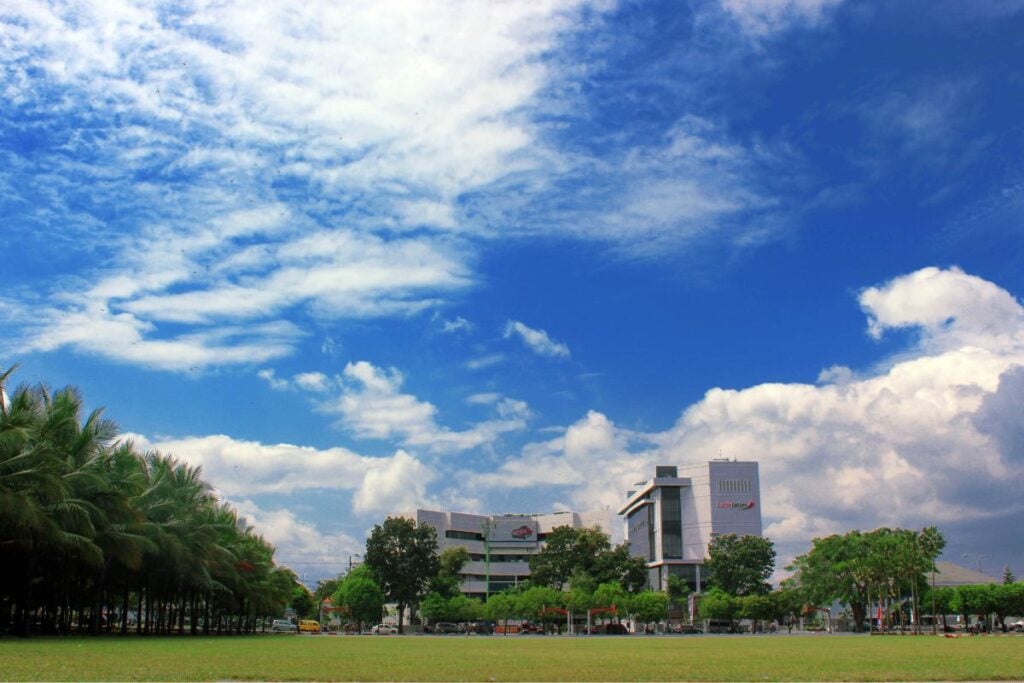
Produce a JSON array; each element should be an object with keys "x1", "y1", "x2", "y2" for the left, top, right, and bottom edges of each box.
[
  {"x1": 481, "y1": 520, "x2": 495, "y2": 601},
  {"x1": 349, "y1": 553, "x2": 362, "y2": 574},
  {"x1": 961, "y1": 553, "x2": 989, "y2": 574}
]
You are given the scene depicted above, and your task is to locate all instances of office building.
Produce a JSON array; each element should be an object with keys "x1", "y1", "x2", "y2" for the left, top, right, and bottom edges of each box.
[
  {"x1": 618, "y1": 460, "x2": 762, "y2": 592},
  {"x1": 414, "y1": 508, "x2": 609, "y2": 599}
]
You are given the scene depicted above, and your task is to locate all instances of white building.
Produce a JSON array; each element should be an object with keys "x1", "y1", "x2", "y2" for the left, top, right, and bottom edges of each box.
[
  {"x1": 617, "y1": 461, "x2": 762, "y2": 592},
  {"x1": 415, "y1": 508, "x2": 609, "y2": 599}
]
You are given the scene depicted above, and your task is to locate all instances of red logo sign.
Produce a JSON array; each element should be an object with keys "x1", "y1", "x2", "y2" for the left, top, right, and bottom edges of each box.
[
  {"x1": 510, "y1": 525, "x2": 535, "y2": 539},
  {"x1": 717, "y1": 500, "x2": 756, "y2": 510}
]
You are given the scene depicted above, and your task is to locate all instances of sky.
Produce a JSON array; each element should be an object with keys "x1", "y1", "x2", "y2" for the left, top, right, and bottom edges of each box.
[{"x1": 3, "y1": 0, "x2": 1024, "y2": 587}]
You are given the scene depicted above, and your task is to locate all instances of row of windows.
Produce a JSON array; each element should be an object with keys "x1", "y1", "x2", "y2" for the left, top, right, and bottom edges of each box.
[
  {"x1": 463, "y1": 575, "x2": 522, "y2": 582},
  {"x1": 468, "y1": 554, "x2": 531, "y2": 563},
  {"x1": 446, "y1": 530, "x2": 549, "y2": 543},
  {"x1": 717, "y1": 479, "x2": 752, "y2": 492}
]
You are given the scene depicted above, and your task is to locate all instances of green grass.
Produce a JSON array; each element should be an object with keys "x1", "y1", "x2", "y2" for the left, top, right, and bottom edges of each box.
[{"x1": 2, "y1": 633, "x2": 1023, "y2": 681}]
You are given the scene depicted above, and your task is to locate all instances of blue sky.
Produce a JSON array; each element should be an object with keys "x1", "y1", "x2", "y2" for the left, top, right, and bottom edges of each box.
[{"x1": 3, "y1": 0, "x2": 1024, "y2": 585}]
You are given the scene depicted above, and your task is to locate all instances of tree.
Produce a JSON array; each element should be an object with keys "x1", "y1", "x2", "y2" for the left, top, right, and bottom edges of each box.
[
  {"x1": 1002, "y1": 565, "x2": 1015, "y2": 585},
  {"x1": 334, "y1": 565, "x2": 385, "y2": 632},
  {"x1": 291, "y1": 585, "x2": 315, "y2": 619},
  {"x1": 705, "y1": 534, "x2": 775, "y2": 596},
  {"x1": 697, "y1": 588, "x2": 737, "y2": 621},
  {"x1": 528, "y1": 526, "x2": 610, "y2": 590},
  {"x1": 739, "y1": 594, "x2": 775, "y2": 632},
  {"x1": 363, "y1": 517, "x2": 439, "y2": 633},
  {"x1": 771, "y1": 582, "x2": 805, "y2": 633},
  {"x1": 515, "y1": 585, "x2": 564, "y2": 632},
  {"x1": 0, "y1": 370, "x2": 295, "y2": 638},
  {"x1": 418, "y1": 592, "x2": 450, "y2": 627},
  {"x1": 484, "y1": 591, "x2": 517, "y2": 635},
  {"x1": 630, "y1": 590, "x2": 668, "y2": 631},
  {"x1": 429, "y1": 546, "x2": 469, "y2": 598},
  {"x1": 788, "y1": 530, "x2": 875, "y2": 632},
  {"x1": 591, "y1": 543, "x2": 648, "y2": 592}
]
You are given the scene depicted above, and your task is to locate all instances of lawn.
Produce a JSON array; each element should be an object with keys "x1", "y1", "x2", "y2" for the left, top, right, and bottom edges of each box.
[{"x1": 2, "y1": 633, "x2": 1023, "y2": 681}]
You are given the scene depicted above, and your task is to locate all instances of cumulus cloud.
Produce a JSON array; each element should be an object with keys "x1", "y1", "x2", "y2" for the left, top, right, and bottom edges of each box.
[
  {"x1": 326, "y1": 361, "x2": 530, "y2": 453},
  {"x1": 504, "y1": 320, "x2": 571, "y2": 358},
  {"x1": 468, "y1": 267, "x2": 1024, "y2": 568},
  {"x1": 232, "y1": 499, "x2": 362, "y2": 578},
  {"x1": 128, "y1": 431, "x2": 440, "y2": 518}
]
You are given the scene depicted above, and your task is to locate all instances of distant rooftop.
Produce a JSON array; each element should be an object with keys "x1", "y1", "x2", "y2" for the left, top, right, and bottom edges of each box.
[{"x1": 932, "y1": 561, "x2": 999, "y2": 587}]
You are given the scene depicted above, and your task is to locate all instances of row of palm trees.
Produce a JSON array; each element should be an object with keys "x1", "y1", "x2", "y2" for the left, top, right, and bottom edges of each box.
[{"x1": 0, "y1": 364, "x2": 298, "y2": 636}]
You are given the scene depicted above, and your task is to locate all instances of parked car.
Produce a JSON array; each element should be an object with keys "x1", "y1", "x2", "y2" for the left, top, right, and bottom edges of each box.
[
  {"x1": 603, "y1": 623, "x2": 629, "y2": 635},
  {"x1": 434, "y1": 622, "x2": 461, "y2": 634},
  {"x1": 704, "y1": 619, "x2": 734, "y2": 634},
  {"x1": 1011, "y1": 620, "x2": 1024, "y2": 632},
  {"x1": 372, "y1": 623, "x2": 398, "y2": 634},
  {"x1": 271, "y1": 619, "x2": 297, "y2": 632},
  {"x1": 465, "y1": 621, "x2": 494, "y2": 635},
  {"x1": 298, "y1": 619, "x2": 321, "y2": 633}
]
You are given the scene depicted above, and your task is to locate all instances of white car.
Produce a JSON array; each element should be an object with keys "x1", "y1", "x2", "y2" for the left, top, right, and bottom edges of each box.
[
  {"x1": 372, "y1": 623, "x2": 398, "y2": 634},
  {"x1": 271, "y1": 619, "x2": 297, "y2": 632}
]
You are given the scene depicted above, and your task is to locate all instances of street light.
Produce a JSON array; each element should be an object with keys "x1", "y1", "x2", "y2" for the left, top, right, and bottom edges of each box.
[
  {"x1": 961, "y1": 553, "x2": 990, "y2": 574},
  {"x1": 349, "y1": 553, "x2": 362, "y2": 573}
]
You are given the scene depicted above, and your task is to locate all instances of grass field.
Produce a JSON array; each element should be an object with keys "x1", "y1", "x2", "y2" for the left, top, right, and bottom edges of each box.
[{"x1": 2, "y1": 633, "x2": 1023, "y2": 681}]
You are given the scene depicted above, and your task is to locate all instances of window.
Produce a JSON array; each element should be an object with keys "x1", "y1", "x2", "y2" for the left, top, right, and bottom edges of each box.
[
  {"x1": 717, "y1": 479, "x2": 752, "y2": 493},
  {"x1": 661, "y1": 488, "x2": 683, "y2": 559},
  {"x1": 446, "y1": 530, "x2": 484, "y2": 541}
]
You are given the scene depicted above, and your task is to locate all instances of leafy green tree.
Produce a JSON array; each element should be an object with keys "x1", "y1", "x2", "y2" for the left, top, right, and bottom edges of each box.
[
  {"x1": 565, "y1": 572, "x2": 596, "y2": 618},
  {"x1": 528, "y1": 526, "x2": 611, "y2": 590},
  {"x1": 771, "y1": 583, "x2": 805, "y2": 632},
  {"x1": 0, "y1": 369, "x2": 295, "y2": 638},
  {"x1": 363, "y1": 517, "x2": 440, "y2": 633},
  {"x1": 591, "y1": 543, "x2": 648, "y2": 592},
  {"x1": 739, "y1": 594, "x2": 775, "y2": 632},
  {"x1": 630, "y1": 590, "x2": 668, "y2": 630},
  {"x1": 448, "y1": 594, "x2": 483, "y2": 622},
  {"x1": 788, "y1": 530, "x2": 875, "y2": 631},
  {"x1": 1002, "y1": 565, "x2": 1015, "y2": 585},
  {"x1": 667, "y1": 574, "x2": 690, "y2": 608},
  {"x1": 706, "y1": 534, "x2": 775, "y2": 596},
  {"x1": 697, "y1": 587, "x2": 737, "y2": 621},
  {"x1": 418, "y1": 592, "x2": 451, "y2": 626},
  {"x1": 515, "y1": 585, "x2": 564, "y2": 631},
  {"x1": 334, "y1": 565, "x2": 385, "y2": 632},
  {"x1": 485, "y1": 591, "x2": 518, "y2": 635},
  {"x1": 429, "y1": 546, "x2": 469, "y2": 598},
  {"x1": 291, "y1": 584, "x2": 315, "y2": 619}
]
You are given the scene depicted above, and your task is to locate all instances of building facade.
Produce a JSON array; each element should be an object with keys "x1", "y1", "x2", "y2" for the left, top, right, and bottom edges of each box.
[
  {"x1": 618, "y1": 460, "x2": 762, "y2": 592},
  {"x1": 415, "y1": 508, "x2": 609, "y2": 599}
]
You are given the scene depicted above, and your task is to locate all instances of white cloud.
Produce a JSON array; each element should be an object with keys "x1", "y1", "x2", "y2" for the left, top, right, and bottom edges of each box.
[
  {"x1": 466, "y1": 392, "x2": 502, "y2": 405},
  {"x1": 468, "y1": 267, "x2": 1024, "y2": 568},
  {"x1": 128, "y1": 431, "x2": 440, "y2": 520},
  {"x1": 294, "y1": 372, "x2": 330, "y2": 393},
  {"x1": 353, "y1": 450, "x2": 437, "y2": 516},
  {"x1": 465, "y1": 353, "x2": 506, "y2": 370},
  {"x1": 322, "y1": 361, "x2": 529, "y2": 453},
  {"x1": 720, "y1": 0, "x2": 844, "y2": 36},
  {"x1": 1, "y1": 0, "x2": 598, "y2": 371},
  {"x1": 440, "y1": 316, "x2": 474, "y2": 334},
  {"x1": 859, "y1": 266, "x2": 1024, "y2": 352},
  {"x1": 232, "y1": 499, "x2": 361, "y2": 578},
  {"x1": 504, "y1": 320, "x2": 571, "y2": 358}
]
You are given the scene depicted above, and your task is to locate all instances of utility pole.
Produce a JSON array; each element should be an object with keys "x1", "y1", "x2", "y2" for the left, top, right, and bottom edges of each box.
[{"x1": 481, "y1": 519, "x2": 494, "y2": 601}]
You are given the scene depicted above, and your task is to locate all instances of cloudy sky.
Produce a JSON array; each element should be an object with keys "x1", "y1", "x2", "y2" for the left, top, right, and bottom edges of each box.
[{"x1": 4, "y1": 0, "x2": 1024, "y2": 585}]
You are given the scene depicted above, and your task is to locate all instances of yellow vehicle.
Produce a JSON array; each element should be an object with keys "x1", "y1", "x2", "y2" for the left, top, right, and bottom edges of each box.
[{"x1": 298, "y1": 620, "x2": 321, "y2": 633}]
